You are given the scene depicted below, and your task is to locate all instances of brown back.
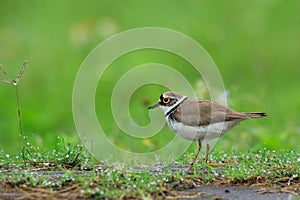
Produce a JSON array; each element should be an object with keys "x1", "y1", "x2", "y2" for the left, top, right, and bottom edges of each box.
[{"x1": 170, "y1": 98, "x2": 265, "y2": 126}]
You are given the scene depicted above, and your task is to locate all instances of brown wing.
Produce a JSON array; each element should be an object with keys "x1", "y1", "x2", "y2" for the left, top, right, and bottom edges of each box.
[{"x1": 170, "y1": 98, "x2": 251, "y2": 126}]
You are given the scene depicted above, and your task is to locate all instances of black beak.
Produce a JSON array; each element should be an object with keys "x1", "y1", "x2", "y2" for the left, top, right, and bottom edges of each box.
[{"x1": 148, "y1": 102, "x2": 160, "y2": 109}]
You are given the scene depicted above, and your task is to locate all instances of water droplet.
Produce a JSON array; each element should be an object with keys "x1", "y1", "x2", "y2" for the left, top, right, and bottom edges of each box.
[
  {"x1": 5, "y1": 154, "x2": 10, "y2": 158},
  {"x1": 292, "y1": 174, "x2": 298, "y2": 178}
]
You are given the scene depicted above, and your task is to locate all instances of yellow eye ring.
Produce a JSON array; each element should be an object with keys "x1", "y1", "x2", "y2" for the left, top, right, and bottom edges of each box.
[{"x1": 162, "y1": 97, "x2": 171, "y2": 104}]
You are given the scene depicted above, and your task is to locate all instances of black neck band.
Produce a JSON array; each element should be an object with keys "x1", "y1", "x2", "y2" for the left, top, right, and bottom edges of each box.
[{"x1": 165, "y1": 97, "x2": 187, "y2": 117}]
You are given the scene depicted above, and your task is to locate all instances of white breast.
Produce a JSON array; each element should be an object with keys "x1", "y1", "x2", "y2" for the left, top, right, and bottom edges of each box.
[{"x1": 166, "y1": 117, "x2": 241, "y2": 141}]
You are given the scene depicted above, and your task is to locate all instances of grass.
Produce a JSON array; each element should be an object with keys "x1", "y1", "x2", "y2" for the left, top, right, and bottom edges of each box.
[{"x1": 0, "y1": 138, "x2": 299, "y2": 199}]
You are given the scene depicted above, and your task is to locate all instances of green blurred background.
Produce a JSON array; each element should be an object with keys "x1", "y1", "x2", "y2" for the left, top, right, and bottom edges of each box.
[{"x1": 0, "y1": 0, "x2": 299, "y2": 154}]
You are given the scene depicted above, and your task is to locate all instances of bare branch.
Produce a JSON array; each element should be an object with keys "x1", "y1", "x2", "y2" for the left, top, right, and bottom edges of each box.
[
  {"x1": 0, "y1": 64, "x2": 14, "y2": 82},
  {"x1": 0, "y1": 77, "x2": 14, "y2": 84},
  {"x1": 15, "y1": 60, "x2": 28, "y2": 85}
]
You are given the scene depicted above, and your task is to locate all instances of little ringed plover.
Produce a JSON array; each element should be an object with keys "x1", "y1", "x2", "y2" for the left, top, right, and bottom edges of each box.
[{"x1": 148, "y1": 91, "x2": 267, "y2": 170}]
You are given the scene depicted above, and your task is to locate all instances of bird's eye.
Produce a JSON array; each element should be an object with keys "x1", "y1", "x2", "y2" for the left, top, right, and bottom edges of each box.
[{"x1": 162, "y1": 97, "x2": 171, "y2": 104}]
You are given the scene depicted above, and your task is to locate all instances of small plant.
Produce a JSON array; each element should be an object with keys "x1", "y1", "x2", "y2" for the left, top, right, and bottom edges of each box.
[{"x1": 0, "y1": 60, "x2": 28, "y2": 162}]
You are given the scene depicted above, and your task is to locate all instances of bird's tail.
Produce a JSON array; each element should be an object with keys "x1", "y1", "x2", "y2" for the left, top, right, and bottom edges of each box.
[{"x1": 245, "y1": 112, "x2": 268, "y2": 118}]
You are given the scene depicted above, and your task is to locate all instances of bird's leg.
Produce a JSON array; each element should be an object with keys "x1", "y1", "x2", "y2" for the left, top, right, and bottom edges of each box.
[
  {"x1": 205, "y1": 143, "x2": 210, "y2": 163},
  {"x1": 187, "y1": 139, "x2": 202, "y2": 171}
]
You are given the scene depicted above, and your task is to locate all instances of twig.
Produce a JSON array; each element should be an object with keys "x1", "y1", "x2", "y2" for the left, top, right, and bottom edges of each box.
[
  {"x1": 16, "y1": 86, "x2": 23, "y2": 143},
  {"x1": 0, "y1": 60, "x2": 28, "y2": 164},
  {"x1": 0, "y1": 77, "x2": 13, "y2": 84},
  {"x1": 15, "y1": 60, "x2": 28, "y2": 85},
  {"x1": 0, "y1": 64, "x2": 14, "y2": 82}
]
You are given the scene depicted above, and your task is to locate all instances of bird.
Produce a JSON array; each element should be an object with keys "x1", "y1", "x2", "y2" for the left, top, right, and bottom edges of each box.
[{"x1": 148, "y1": 91, "x2": 267, "y2": 171}]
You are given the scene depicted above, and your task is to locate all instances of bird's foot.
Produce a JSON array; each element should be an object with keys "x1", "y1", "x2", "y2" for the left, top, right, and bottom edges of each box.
[
  {"x1": 207, "y1": 161, "x2": 225, "y2": 167},
  {"x1": 186, "y1": 163, "x2": 194, "y2": 173}
]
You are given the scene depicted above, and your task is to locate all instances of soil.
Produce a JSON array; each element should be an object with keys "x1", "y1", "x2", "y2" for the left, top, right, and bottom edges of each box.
[
  {"x1": 0, "y1": 163, "x2": 299, "y2": 199},
  {"x1": 168, "y1": 185, "x2": 298, "y2": 200}
]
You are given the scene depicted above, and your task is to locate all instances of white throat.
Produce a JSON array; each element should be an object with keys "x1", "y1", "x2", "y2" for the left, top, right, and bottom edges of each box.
[{"x1": 160, "y1": 96, "x2": 187, "y2": 116}]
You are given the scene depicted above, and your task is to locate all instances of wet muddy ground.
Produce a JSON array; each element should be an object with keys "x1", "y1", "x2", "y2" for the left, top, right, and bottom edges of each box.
[
  {"x1": 0, "y1": 163, "x2": 299, "y2": 199},
  {"x1": 168, "y1": 185, "x2": 297, "y2": 200}
]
